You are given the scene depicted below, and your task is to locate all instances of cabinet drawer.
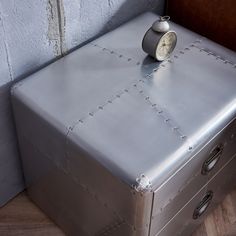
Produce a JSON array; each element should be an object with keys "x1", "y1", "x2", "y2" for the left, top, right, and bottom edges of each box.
[
  {"x1": 150, "y1": 120, "x2": 236, "y2": 235},
  {"x1": 153, "y1": 153, "x2": 236, "y2": 236},
  {"x1": 154, "y1": 187, "x2": 207, "y2": 236}
]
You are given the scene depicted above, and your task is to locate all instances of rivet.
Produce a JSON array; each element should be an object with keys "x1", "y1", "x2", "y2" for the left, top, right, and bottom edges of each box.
[
  {"x1": 124, "y1": 89, "x2": 129, "y2": 92},
  {"x1": 136, "y1": 62, "x2": 141, "y2": 65},
  {"x1": 116, "y1": 94, "x2": 120, "y2": 98},
  {"x1": 110, "y1": 51, "x2": 114, "y2": 54},
  {"x1": 189, "y1": 146, "x2": 193, "y2": 151},
  {"x1": 108, "y1": 100, "x2": 112, "y2": 103},
  {"x1": 180, "y1": 51, "x2": 184, "y2": 54},
  {"x1": 139, "y1": 90, "x2": 143, "y2": 93},
  {"x1": 181, "y1": 135, "x2": 187, "y2": 139},
  {"x1": 79, "y1": 119, "x2": 83, "y2": 123},
  {"x1": 158, "y1": 110, "x2": 163, "y2": 114},
  {"x1": 119, "y1": 55, "x2": 123, "y2": 58},
  {"x1": 174, "y1": 55, "x2": 178, "y2": 58},
  {"x1": 184, "y1": 47, "x2": 190, "y2": 50},
  {"x1": 98, "y1": 106, "x2": 103, "y2": 110},
  {"x1": 128, "y1": 58, "x2": 132, "y2": 61},
  {"x1": 89, "y1": 112, "x2": 93, "y2": 116},
  {"x1": 161, "y1": 64, "x2": 166, "y2": 67},
  {"x1": 145, "y1": 97, "x2": 150, "y2": 100}
]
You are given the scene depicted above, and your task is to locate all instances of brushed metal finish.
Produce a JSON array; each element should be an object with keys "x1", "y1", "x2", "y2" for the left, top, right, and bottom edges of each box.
[{"x1": 11, "y1": 12, "x2": 236, "y2": 236}]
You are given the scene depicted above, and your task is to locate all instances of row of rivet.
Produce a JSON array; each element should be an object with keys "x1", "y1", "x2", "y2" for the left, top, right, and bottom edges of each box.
[
  {"x1": 90, "y1": 43, "x2": 142, "y2": 66},
  {"x1": 191, "y1": 44, "x2": 236, "y2": 68},
  {"x1": 132, "y1": 82, "x2": 189, "y2": 142}
]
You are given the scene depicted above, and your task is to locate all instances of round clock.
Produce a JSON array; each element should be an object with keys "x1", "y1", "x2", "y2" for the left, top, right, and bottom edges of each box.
[{"x1": 142, "y1": 16, "x2": 177, "y2": 61}]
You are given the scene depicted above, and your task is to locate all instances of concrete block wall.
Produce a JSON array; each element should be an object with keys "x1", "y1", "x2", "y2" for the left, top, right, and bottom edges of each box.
[{"x1": 0, "y1": 0, "x2": 165, "y2": 206}]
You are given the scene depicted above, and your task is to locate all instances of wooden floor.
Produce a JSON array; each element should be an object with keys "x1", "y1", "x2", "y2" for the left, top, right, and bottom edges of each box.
[{"x1": 0, "y1": 190, "x2": 236, "y2": 236}]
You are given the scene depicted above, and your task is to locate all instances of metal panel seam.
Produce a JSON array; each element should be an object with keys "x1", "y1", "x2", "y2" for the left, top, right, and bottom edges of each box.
[
  {"x1": 63, "y1": 39, "x2": 206, "y2": 197},
  {"x1": 191, "y1": 45, "x2": 236, "y2": 68},
  {"x1": 148, "y1": 192, "x2": 155, "y2": 236},
  {"x1": 90, "y1": 42, "x2": 142, "y2": 66},
  {"x1": 66, "y1": 39, "x2": 203, "y2": 140}
]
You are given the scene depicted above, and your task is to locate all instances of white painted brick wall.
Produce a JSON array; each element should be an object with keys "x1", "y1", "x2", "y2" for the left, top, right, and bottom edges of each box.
[{"x1": 0, "y1": 0, "x2": 165, "y2": 206}]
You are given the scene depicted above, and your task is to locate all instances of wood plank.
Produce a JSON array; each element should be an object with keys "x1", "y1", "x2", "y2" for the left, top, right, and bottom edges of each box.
[
  {"x1": 193, "y1": 190, "x2": 236, "y2": 236},
  {"x1": 0, "y1": 192, "x2": 65, "y2": 236}
]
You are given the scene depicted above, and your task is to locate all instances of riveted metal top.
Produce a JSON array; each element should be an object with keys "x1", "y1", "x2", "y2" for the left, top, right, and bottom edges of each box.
[{"x1": 12, "y1": 12, "x2": 236, "y2": 191}]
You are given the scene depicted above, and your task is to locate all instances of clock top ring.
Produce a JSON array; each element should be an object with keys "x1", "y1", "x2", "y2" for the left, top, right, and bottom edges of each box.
[{"x1": 160, "y1": 16, "x2": 170, "y2": 21}]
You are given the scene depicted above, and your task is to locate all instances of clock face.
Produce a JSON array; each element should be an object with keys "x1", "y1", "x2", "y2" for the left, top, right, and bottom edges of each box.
[{"x1": 155, "y1": 31, "x2": 177, "y2": 61}]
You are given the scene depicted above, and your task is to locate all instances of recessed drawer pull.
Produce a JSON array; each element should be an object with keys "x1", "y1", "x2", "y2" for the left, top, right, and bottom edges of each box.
[
  {"x1": 193, "y1": 191, "x2": 213, "y2": 219},
  {"x1": 201, "y1": 144, "x2": 223, "y2": 175}
]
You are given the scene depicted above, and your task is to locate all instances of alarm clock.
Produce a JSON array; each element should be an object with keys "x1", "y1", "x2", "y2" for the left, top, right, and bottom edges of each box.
[{"x1": 142, "y1": 16, "x2": 177, "y2": 61}]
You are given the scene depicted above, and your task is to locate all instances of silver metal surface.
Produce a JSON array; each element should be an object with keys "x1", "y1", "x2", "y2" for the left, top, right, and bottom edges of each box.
[
  {"x1": 11, "y1": 12, "x2": 236, "y2": 236},
  {"x1": 0, "y1": 83, "x2": 24, "y2": 206}
]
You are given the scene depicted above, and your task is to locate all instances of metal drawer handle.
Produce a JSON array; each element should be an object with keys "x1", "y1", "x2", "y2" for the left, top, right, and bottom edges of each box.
[
  {"x1": 201, "y1": 144, "x2": 223, "y2": 175},
  {"x1": 193, "y1": 191, "x2": 213, "y2": 219}
]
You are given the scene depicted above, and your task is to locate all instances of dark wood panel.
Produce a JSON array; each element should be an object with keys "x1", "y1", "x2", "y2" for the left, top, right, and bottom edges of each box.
[{"x1": 167, "y1": 0, "x2": 236, "y2": 51}]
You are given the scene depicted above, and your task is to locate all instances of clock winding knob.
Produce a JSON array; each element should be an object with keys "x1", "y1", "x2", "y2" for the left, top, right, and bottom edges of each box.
[{"x1": 152, "y1": 16, "x2": 170, "y2": 33}]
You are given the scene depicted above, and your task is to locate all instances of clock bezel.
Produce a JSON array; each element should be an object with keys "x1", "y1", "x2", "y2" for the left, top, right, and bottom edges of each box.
[{"x1": 155, "y1": 30, "x2": 177, "y2": 61}]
